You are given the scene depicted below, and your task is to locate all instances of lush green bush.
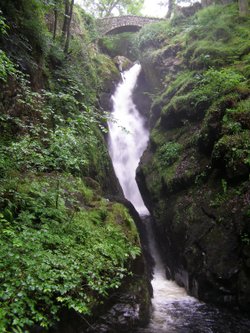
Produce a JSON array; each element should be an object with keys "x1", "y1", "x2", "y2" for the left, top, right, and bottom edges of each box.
[
  {"x1": 0, "y1": 174, "x2": 140, "y2": 332},
  {"x1": 0, "y1": 10, "x2": 8, "y2": 35},
  {"x1": 212, "y1": 131, "x2": 250, "y2": 171},
  {"x1": 158, "y1": 142, "x2": 182, "y2": 167},
  {"x1": 222, "y1": 98, "x2": 250, "y2": 134},
  {"x1": 134, "y1": 20, "x2": 174, "y2": 50},
  {"x1": 0, "y1": 12, "x2": 16, "y2": 81},
  {"x1": 194, "y1": 67, "x2": 245, "y2": 104},
  {"x1": 0, "y1": 50, "x2": 15, "y2": 82}
]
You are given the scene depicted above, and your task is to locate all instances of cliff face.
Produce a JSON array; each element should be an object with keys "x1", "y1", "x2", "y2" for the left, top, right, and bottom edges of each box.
[{"x1": 136, "y1": 4, "x2": 250, "y2": 311}]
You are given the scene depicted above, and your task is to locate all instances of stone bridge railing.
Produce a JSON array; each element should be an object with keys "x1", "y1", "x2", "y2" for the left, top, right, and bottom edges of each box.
[{"x1": 97, "y1": 15, "x2": 162, "y2": 35}]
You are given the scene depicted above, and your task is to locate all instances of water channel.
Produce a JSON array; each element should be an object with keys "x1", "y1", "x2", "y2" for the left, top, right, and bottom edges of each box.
[{"x1": 107, "y1": 63, "x2": 250, "y2": 333}]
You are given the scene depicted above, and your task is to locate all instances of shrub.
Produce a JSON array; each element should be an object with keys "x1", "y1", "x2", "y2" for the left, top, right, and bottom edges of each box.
[
  {"x1": 0, "y1": 174, "x2": 141, "y2": 332},
  {"x1": 158, "y1": 142, "x2": 182, "y2": 167},
  {"x1": 0, "y1": 12, "x2": 16, "y2": 81},
  {"x1": 194, "y1": 68, "x2": 245, "y2": 104},
  {"x1": 223, "y1": 99, "x2": 250, "y2": 133},
  {"x1": 0, "y1": 50, "x2": 16, "y2": 82},
  {"x1": 0, "y1": 10, "x2": 8, "y2": 35},
  {"x1": 212, "y1": 131, "x2": 250, "y2": 170},
  {"x1": 135, "y1": 20, "x2": 173, "y2": 50}
]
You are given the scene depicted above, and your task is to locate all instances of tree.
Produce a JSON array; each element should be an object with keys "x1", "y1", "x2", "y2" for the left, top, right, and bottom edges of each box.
[
  {"x1": 79, "y1": 0, "x2": 144, "y2": 18},
  {"x1": 42, "y1": 0, "x2": 63, "y2": 39},
  {"x1": 62, "y1": 0, "x2": 70, "y2": 40},
  {"x1": 238, "y1": 0, "x2": 249, "y2": 16},
  {"x1": 64, "y1": 0, "x2": 74, "y2": 53},
  {"x1": 158, "y1": 0, "x2": 175, "y2": 19},
  {"x1": 52, "y1": 0, "x2": 64, "y2": 39},
  {"x1": 166, "y1": 0, "x2": 175, "y2": 18}
]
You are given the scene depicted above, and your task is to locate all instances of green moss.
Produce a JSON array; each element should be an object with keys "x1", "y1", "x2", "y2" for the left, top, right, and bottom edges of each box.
[
  {"x1": 135, "y1": 20, "x2": 173, "y2": 51},
  {"x1": 141, "y1": 160, "x2": 163, "y2": 200},
  {"x1": 185, "y1": 40, "x2": 236, "y2": 68},
  {"x1": 165, "y1": 71, "x2": 196, "y2": 96},
  {"x1": 212, "y1": 130, "x2": 250, "y2": 172},
  {"x1": 160, "y1": 67, "x2": 246, "y2": 129},
  {"x1": 161, "y1": 162, "x2": 178, "y2": 185},
  {"x1": 222, "y1": 98, "x2": 250, "y2": 133},
  {"x1": 150, "y1": 126, "x2": 187, "y2": 147},
  {"x1": 162, "y1": 92, "x2": 194, "y2": 117},
  {"x1": 157, "y1": 142, "x2": 183, "y2": 167}
]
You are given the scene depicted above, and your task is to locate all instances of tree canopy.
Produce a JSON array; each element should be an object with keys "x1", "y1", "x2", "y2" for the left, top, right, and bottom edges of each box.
[{"x1": 77, "y1": 0, "x2": 144, "y2": 18}]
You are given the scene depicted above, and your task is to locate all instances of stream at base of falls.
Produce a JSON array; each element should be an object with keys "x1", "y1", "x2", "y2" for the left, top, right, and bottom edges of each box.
[{"x1": 107, "y1": 63, "x2": 250, "y2": 333}]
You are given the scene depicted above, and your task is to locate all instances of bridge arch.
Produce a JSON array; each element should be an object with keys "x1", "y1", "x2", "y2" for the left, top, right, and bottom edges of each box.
[{"x1": 97, "y1": 15, "x2": 162, "y2": 36}]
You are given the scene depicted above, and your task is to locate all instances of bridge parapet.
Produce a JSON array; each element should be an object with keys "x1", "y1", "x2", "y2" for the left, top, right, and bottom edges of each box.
[{"x1": 97, "y1": 15, "x2": 163, "y2": 35}]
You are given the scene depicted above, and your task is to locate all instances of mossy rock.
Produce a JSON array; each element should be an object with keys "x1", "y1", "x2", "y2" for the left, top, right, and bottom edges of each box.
[
  {"x1": 198, "y1": 93, "x2": 241, "y2": 154},
  {"x1": 212, "y1": 131, "x2": 250, "y2": 180}
]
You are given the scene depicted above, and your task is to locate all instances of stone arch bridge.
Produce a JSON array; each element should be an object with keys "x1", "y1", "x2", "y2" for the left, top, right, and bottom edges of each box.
[{"x1": 97, "y1": 15, "x2": 162, "y2": 35}]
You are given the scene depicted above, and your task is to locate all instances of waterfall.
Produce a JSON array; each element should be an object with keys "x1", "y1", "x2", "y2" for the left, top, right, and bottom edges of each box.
[
  {"x1": 108, "y1": 63, "x2": 149, "y2": 216},
  {"x1": 107, "y1": 64, "x2": 250, "y2": 333},
  {"x1": 107, "y1": 63, "x2": 192, "y2": 330}
]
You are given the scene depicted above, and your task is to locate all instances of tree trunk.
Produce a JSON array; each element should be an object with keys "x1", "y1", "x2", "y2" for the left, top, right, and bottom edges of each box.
[
  {"x1": 53, "y1": 8, "x2": 58, "y2": 40},
  {"x1": 238, "y1": 0, "x2": 249, "y2": 16},
  {"x1": 64, "y1": 0, "x2": 74, "y2": 54},
  {"x1": 166, "y1": 0, "x2": 175, "y2": 18},
  {"x1": 62, "y1": 0, "x2": 70, "y2": 40}
]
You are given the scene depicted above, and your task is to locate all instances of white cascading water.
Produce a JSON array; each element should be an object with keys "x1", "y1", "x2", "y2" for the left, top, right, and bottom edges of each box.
[
  {"x1": 108, "y1": 63, "x2": 149, "y2": 216},
  {"x1": 107, "y1": 63, "x2": 195, "y2": 332}
]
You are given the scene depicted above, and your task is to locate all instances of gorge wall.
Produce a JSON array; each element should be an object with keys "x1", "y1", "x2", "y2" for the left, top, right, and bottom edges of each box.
[{"x1": 135, "y1": 4, "x2": 250, "y2": 312}]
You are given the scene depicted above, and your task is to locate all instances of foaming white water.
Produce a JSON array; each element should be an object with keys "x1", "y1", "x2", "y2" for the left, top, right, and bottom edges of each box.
[
  {"x1": 108, "y1": 63, "x2": 149, "y2": 215},
  {"x1": 144, "y1": 222, "x2": 196, "y2": 332}
]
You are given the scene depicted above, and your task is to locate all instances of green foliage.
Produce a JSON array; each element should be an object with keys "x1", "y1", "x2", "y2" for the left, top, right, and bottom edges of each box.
[
  {"x1": 81, "y1": 0, "x2": 144, "y2": 18},
  {"x1": 0, "y1": 11, "x2": 8, "y2": 35},
  {"x1": 2, "y1": 102, "x2": 107, "y2": 177},
  {"x1": 74, "y1": 5, "x2": 98, "y2": 42},
  {"x1": 221, "y1": 179, "x2": 228, "y2": 194},
  {"x1": 190, "y1": 4, "x2": 236, "y2": 38},
  {"x1": 165, "y1": 71, "x2": 196, "y2": 96},
  {"x1": 222, "y1": 99, "x2": 250, "y2": 134},
  {"x1": 161, "y1": 67, "x2": 246, "y2": 121},
  {"x1": 0, "y1": 174, "x2": 140, "y2": 332},
  {"x1": 158, "y1": 142, "x2": 182, "y2": 167},
  {"x1": 19, "y1": 0, "x2": 50, "y2": 54},
  {"x1": 135, "y1": 20, "x2": 174, "y2": 51},
  {"x1": 194, "y1": 68, "x2": 245, "y2": 104},
  {"x1": 0, "y1": 12, "x2": 16, "y2": 82},
  {"x1": 212, "y1": 131, "x2": 250, "y2": 170},
  {"x1": 184, "y1": 4, "x2": 250, "y2": 68},
  {"x1": 0, "y1": 50, "x2": 16, "y2": 82}
]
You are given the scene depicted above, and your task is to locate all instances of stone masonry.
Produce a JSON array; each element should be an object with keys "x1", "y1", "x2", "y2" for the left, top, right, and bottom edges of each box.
[{"x1": 97, "y1": 15, "x2": 162, "y2": 35}]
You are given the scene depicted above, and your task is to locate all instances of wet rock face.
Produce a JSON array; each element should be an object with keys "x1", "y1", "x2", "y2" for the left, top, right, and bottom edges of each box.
[
  {"x1": 86, "y1": 294, "x2": 147, "y2": 333},
  {"x1": 135, "y1": 24, "x2": 250, "y2": 312},
  {"x1": 113, "y1": 55, "x2": 133, "y2": 72}
]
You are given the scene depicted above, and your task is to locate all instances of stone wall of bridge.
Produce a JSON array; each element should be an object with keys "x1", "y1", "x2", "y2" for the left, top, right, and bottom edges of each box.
[{"x1": 97, "y1": 15, "x2": 162, "y2": 35}]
